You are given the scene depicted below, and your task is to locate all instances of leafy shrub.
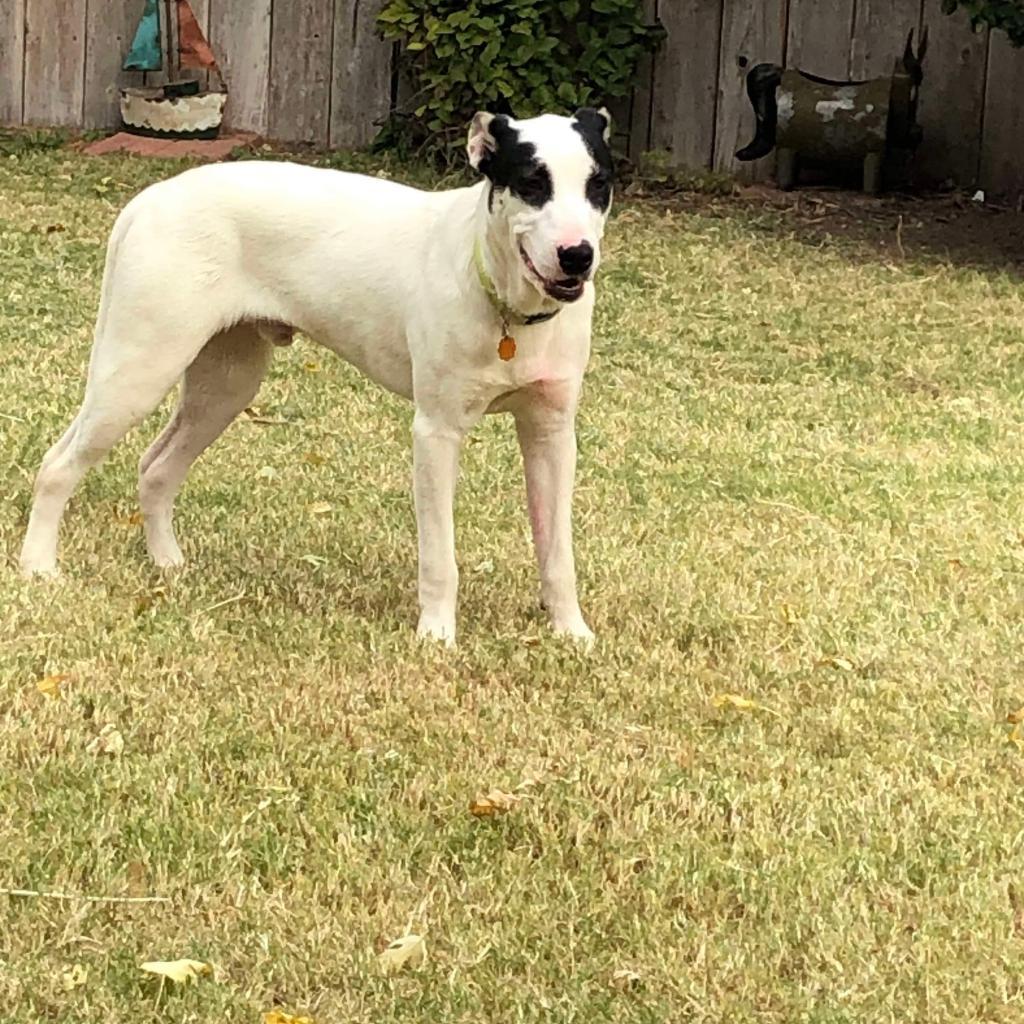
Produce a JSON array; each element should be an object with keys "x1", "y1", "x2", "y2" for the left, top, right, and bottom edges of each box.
[
  {"x1": 942, "y1": 0, "x2": 1024, "y2": 46},
  {"x1": 376, "y1": 0, "x2": 664, "y2": 163}
]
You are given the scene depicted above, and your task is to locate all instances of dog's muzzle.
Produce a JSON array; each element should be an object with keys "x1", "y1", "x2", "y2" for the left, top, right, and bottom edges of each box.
[{"x1": 520, "y1": 244, "x2": 587, "y2": 302}]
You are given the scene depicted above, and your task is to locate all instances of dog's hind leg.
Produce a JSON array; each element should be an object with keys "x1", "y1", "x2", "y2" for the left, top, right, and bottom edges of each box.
[
  {"x1": 138, "y1": 323, "x2": 272, "y2": 567},
  {"x1": 20, "y1": 327, "x2": 207, "y2": 577}
]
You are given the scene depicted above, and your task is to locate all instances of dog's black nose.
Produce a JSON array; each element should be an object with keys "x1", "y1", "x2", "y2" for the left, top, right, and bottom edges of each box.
[{"x1": 557, "y1": 241, "x2": 593, "y2": 277}]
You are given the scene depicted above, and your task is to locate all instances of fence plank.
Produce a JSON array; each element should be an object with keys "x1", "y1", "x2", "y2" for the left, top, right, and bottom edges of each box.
[
  {"x1": 787, "y1": 0, "x2": 855, "y2": 78},
  {"x1": 627, "y1": 0, "x2": 658, "y2": 158},
  {"x1": 980, "y1": 30, "x2": 1024, "y2": 203},
  {"x1": 23, "y1": 0, "x2": 86, "y2": 126},
  {"x1": 651, "y1": 0, "x2": 722, "y2": 169},
  {"x1": 329, "y1": 0, "x2": 391, "y2": 150},
  {"x1": 605, "y1": 94, "x2": 632, "y2": 158},
  {"x1": 714, "y1": 0, "x2": 787, "y2": 180},
  {"x1": 916, "y1": 0, "x2": 987, "y2": 188},
  {"x1": 0, "y1": 0, "x2": 25, "y2": 124},
  {"x1": 210, "y1": 0, "x2": 271, "y2": 133},
  {"x1": 850, "y1": 0, "x2": 921, "y2": 79},
  {"x1": 83, "y1": 0, "x2": 140, "y2": 129},
  {"x1": 269, "y1": 0, "x2": 333, "y2": 144}
]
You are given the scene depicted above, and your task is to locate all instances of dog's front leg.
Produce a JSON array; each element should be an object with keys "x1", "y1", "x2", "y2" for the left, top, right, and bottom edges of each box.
[
  {"x1": 412, "y1": 409, "x2": 467, "y2": 646},
  {"x1": 515, "y1": 401, "x2": 594, "y2": 644}
]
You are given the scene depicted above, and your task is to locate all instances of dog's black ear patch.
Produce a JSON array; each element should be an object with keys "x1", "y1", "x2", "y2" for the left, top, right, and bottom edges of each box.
[
  {"x1": 481, "y1": 116, "x2": 553, "y2": 209},
  {"x1": 573, "y1": 107, "x2": 615, "y2": 212}
]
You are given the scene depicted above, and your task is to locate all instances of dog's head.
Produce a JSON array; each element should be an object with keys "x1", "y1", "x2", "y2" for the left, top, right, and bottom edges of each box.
[{"x1": 468, "y1": 108, "x2": 614, "y2": 304}]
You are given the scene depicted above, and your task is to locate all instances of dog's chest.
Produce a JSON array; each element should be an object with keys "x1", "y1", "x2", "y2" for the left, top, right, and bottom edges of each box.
[{"x1": 482, "y1": 343, "x2": 583, "y2": 414}]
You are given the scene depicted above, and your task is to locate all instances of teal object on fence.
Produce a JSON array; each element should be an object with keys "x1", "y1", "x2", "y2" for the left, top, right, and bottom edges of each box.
[{"x1": 123, "y1": 0, "x2": 162, "y2": 71}]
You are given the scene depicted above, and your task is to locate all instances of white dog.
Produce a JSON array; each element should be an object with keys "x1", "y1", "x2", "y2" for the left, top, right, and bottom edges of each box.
[{"x1": 19, "y1": 108, "x2": 615, "y2": 645}]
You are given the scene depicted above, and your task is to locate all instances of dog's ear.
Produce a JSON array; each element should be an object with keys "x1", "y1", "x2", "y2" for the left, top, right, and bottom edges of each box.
[
  {"x1": 575, "y1": 106, "x2": 612, "y2": 144},
  {"x1": 467, "y1": 111, "x2": 498, "y2": 173}
]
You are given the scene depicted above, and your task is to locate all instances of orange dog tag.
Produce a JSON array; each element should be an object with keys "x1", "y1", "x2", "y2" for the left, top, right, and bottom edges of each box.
[{"x1": 498, "y1": 335, "x2": 517, "y2": 361}]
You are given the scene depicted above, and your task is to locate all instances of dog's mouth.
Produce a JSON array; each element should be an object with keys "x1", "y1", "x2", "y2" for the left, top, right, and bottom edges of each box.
[{"x1": 519, "y1": 245, "x2": 586, "y2": 303}]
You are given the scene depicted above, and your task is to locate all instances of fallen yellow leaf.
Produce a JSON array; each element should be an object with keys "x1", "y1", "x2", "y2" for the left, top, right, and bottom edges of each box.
[
  {"x1": 378, "y1": 933, "x2": 427, "y2": 975},
  {"x1": 36, "y1": 673, "x2": 70, "y2": 700},
  {"x1": 61, "y1": 964, "x2": 87, "y2": 991},
  {"x1": 818, "y1": 656, "x2": 855, "y2": 672},
  {"x1": 307, "y1": 501, "x2": 333, "y2": 516},
  {"x1": 244, "y1": 406, "x2": 287, "y2": 425},
  {"x1": 711, "y1": 693, "x2": 761, "y2": 712},
  {"x1": 264, "y1": 1012, "x2": 314, "y2": 1024},
  {"x1": 1010, "y1": 723, "x2": 1024, "y2": 750},
  {"x1": 469, "y1": 788, "x2": 521, "y2": 817},
  {"x1": 140, "y1": 959, "x2": 211, "y2": 985},
  {"x1": 1008, "y1": 708, "x2": 1024, "y2": 725}
]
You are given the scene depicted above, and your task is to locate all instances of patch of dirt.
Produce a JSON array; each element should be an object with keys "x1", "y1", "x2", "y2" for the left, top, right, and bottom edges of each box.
[{"x1": 698, "y1": 184, "x2": 1022, "y2": 275}]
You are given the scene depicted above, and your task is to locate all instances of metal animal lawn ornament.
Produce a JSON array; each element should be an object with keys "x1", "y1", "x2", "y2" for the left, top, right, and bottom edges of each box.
[
  {"x1": 735, "y1": 28, "x2": 928, "y2": 194},
  {"x1": 120, "y1": 0, "x2": 226, "y2": 139}
]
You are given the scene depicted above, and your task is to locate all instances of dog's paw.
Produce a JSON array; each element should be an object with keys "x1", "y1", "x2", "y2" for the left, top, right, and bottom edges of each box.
[
  {"x1": 152, "y1": 550, "x2": 186, "y2": 570},
  {"x1": 19, "y1": 559, "x2": 61, "y2": 581},
  {"x1": 553, "y1": 618, "x2": 595, "y2": 648},
  {"x1": 146, "y1": 534, "x2": 185, "y2": 569},
  {"x1": 416, "y1": 615, "x2": 456, "y2": 648}
]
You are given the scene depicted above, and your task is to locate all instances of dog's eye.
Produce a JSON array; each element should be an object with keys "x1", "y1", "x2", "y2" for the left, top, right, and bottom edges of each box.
[
  {"x1": 586, "y1": 171, "x2": 612, "y2": 209},
  {"x1": 514, "y1": 168, "x2": 551, "y2": 204}
]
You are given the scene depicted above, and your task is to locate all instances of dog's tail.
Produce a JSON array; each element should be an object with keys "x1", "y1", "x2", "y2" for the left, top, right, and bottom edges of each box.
[
  {"x1": 82, "y1": 198, "x2": 144, "y2": 390},
  {"x1": 735, "y1": 63, "x2": 783, "y2": 162},
  {"x1": 90, "y1": 201, "x2": 136, "y2": 352}
]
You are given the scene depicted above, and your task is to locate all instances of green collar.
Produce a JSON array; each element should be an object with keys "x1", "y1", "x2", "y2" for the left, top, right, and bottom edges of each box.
[{"x1": 473, "y1": 238, "x2": 559, "y2": 329}]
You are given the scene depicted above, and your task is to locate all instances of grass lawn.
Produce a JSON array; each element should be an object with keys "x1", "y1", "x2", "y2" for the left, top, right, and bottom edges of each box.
[{"x1": 3, "y1": 135, "x2": 1024, "y2": 1023}]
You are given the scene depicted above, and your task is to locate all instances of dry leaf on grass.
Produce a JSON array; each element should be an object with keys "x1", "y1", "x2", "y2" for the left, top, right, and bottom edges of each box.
[
  {"x1": 86, "y1": 724, "x2": 124, "y2": 758},
  {"x1": 1008, "y1": 708, "x2": 1024, "y2": 725},
  {"x1": 818, "y1": 656, "x2": 855, "y2": 672},
  {"x1": 469, "y1": 789, "x2": 521, "y2": 817},
  {"x1": 134, "y1": 585, "x2": 168, "y2": 616},
  {"x1": 378, "y1": 933, "x2": 427, "y2": 975},
  {"x1": 264, "y1": 1012, "x2": 314, "y2": 1024},
  {"x1": 125, "y1": 860, "x2": 148, "y2": 898},
  {"x1": 61, "y1": 964, "x2": 87, "y2": 991},
  {"x1": 36, "y1": 673, "x2": 70, "y2": 700},
  {"x1": 711, "y1": 693, "x2": 761, "y2": 712},
  {"x1": 611, "y1": 967, "x2": 643, "y2": 990},
  {"x1": 307, "y1": 501, "x2": 333, "y2": 516},
  {"x1": 140, "y1": 958, "x2": 211, "y2": 985},
  {"x1": 244, "y1": 407, "x2": 288, "y2": 426},
  {"x1": 1009, "y1": 723, "x2": 1024, "y2": 750}
]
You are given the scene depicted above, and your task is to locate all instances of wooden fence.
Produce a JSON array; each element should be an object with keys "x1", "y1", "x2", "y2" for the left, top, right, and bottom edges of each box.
[
  {"x1": 622, "y1": 0, "x2": 1024, "y2": 200},
  {"x1": 1, "y1": 0, "x2": 1023, "y2": 199},
  {"x1": 0, "y1": 0, "x2": 393, "y2": 148}
]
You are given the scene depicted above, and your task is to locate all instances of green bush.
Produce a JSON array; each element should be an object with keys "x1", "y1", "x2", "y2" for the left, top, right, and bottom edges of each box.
[
  {"x1": 375, "y1": 0, "x2": 664, "y2": 163},
  {"x1": 942, "y1": 0, "x2": 1024, "y2": 46}
]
